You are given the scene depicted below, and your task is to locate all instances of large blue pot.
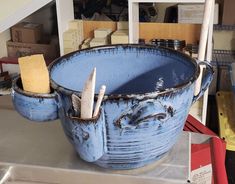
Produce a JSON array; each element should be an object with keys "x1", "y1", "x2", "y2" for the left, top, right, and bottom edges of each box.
[{"x1": 12, "y1": 45, "x2": 213, "y2": 169}]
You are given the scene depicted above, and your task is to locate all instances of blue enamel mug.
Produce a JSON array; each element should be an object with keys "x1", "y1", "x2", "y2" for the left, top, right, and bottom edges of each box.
[{"x1": 12, "y1": 44, "x2": 213, "y2": 169}]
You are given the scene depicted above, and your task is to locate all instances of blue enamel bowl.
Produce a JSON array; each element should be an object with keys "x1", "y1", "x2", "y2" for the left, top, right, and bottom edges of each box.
[{"x1": 12, "y1": 44, "x2": 213, "y2": 169}]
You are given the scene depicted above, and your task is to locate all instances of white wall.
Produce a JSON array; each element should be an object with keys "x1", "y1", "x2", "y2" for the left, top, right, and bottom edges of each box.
[
  {"x1": 0, "y1": 29, "x2": 10, "y2": 57},
  {"x1": 22, "y1": 2, "x2": 56, "y2": 35},
  {"x1": 154, "y1": 3, "x2": 176, "y2": 22}
]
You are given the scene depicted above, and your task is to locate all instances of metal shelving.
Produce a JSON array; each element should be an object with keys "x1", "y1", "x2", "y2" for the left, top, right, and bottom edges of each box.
[{"x1": 213, "y1": 50, "x2": 235, "y2": 66}]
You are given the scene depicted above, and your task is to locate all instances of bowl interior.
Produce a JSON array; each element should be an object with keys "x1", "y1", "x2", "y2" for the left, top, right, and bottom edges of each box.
[
  {"x1": 50, "y1": 46, "x2": 196, "y2": 95},
  {"x1": 14, "y1": 77, "x2": 55, "y2": 96}
]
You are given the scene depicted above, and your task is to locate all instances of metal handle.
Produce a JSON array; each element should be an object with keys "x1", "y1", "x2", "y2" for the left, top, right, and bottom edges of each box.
[
  {"x1": 192, "y1": 61, "x2": 214, "y2": 104},
  {"x1": 115, "y1": 99, "x2": 172, "y2": 129}
]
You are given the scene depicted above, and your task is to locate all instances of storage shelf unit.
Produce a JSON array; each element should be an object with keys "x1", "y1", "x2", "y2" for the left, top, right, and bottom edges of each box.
[{"x1": 128, "y1": 0, "x2": 206, "y2": 44}]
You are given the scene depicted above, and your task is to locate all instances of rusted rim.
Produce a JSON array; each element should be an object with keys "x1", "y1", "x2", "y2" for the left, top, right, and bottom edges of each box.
[
  {"x1": 49, "y1": 44, "x2": 200, "y2": 100},
  {"x1": 12, "y1": 76, "x2": 57, "y2": 99}
]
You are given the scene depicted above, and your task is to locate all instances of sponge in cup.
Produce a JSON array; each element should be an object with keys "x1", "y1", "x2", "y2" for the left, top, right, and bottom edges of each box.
[{"x1": 18, "y1": 54, "x2": 50, "y2": 94}]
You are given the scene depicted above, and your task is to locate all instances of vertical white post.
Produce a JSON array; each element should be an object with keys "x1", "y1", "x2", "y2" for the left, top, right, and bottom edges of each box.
[
  {"x1": 201, "y1": 0, "x2": 214, "y2": 125},
  {"x1": 194, "y1": 0, "x2": 213, "y2": 96},
  {"x1": 55, "y1": 0, "x2": 74, "y2": 56},
  {"x1": 128, "y1": 1, "x2": 139, "y2": 44}
]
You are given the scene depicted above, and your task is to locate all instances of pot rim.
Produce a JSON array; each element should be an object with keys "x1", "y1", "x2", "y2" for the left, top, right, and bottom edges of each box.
[
  {"x1": 12, "y1": 77, "x2": 57, "y2": 99},
  {"x1": 49, "y1": 44, "x2": 200, "y2": 100}
]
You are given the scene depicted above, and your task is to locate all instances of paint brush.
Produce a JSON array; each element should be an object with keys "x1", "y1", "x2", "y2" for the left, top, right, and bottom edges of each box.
[
  {"x1": 93, "y1": 85, "x2": 106, "y2": 117},
  {"x1": 81, "y1": 68, "x2": 96, "y2": 119},
  {"x1": 71, "y1": 94, "x2": 81, "y2": 117}
]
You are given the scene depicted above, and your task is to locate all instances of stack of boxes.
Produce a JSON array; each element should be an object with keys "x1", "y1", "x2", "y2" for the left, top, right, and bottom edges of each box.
[
  {"x1": 7, "y1": 22, "x2": 59, "y2": 60},
  {"x1": 63, "y1": 20, "x2": 84, "y2": 54},
  {"x1": 90, "y1": 28, "x2": 112, "y2": 47},
  {"x1": 11, "y1": 22, "x2": 43, "y2": 43},
  {"x1": 111, "y1": 22, "x2": 129, "y2": 44},
  {"x1": 80, "y1": 38, "x2": 92, "y2": 49},
  {"x1": 63, "y1": 20, "x2": 130, "y2": 54}
]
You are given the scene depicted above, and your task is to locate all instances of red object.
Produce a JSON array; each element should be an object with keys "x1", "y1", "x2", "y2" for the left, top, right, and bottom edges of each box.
[
  {"x1": 184, "y1": 115, "x2": 217, "y2": 136},
  {"x1": 191, "y1": 144, "x2": 212, "y2": 171},
  {"x1": 186, "y1": 115, "x2": 228, "y2": 184},
  {"x1": 210, "y1": 137, "x2": 228, "y2": 184},
  {"x1": 191, "y1": 143, "x2": 214, "y2": 183}
]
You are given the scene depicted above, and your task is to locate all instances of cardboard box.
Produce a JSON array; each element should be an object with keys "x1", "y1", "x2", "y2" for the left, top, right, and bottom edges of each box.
[
  {"x1": 178, "y1": 4, "x2": 219, "y2": 24},
  {"x1": 7, "y1": 41, "x2": 59, "y2": 60},
  {"x1": 111, "y1": 30, "x2": 129, "y2": 44},
  {"x1": 63, "y1": 29, "x2": 83, "y2": 52},
  {"x1": 11, "y1": 22, "x2": 43, "y2": 43},
  {"x1": 90, "y1": 38, "x2": 108, "y2": 47},
  {"x1": 68, "y1": 20, "x2": 84, "y2": 41},
  {"x1": 94, "y1": 28, "x2": 112, "y2": 38},
  {"x1": 80, "y1": 38, "x2": 92, "y2": 49},
  {"x1": 213, "y1": 30, "x2": 235, "y2": 50},
  {"x1": 63, "y1": 29, "x2": 78, "y2": 41},
  {"x1": 222, "y1": 0, "x2": 235, "y2": 25},
  {"x1": 63, "y1": 40, "x2": 78, "y2": 50},
  {"x1": 117, "y1": 22, "x2": 129, "y2": 30},
  {"x1": 64, "y1": 48, "x2": 75, "y2": 55}
]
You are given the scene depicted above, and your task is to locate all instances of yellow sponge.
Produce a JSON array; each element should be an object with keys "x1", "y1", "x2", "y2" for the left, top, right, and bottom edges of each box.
[{"x1": 18, "y1": 54, "x2": 50, "y2": 94}]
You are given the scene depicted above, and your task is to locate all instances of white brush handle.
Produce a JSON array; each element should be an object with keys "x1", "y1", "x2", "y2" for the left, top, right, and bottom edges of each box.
[
  {"x1": 194, "y1": 0, "x2": 214, "y2": 96},
  {"x1": 93, "y1": 85, "x2": 106, "y2": 117},
  {"x1": 81, "y1": 68, "x2": 96, "y2": 119}
]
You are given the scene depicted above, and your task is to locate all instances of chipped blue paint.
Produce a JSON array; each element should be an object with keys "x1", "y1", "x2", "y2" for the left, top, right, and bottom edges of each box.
[
  {"x1": 95, "y1": 87, "x2": 193, "y2": 169},
  {"x1": 67, "y1": 108, "x2": 107, "y2": 162},
  {"x1": 11, "y1": 45, "x2": 213, "y2": 169}
]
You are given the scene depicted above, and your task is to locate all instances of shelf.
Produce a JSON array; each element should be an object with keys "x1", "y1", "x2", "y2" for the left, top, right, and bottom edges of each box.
[
  {"x1": 214, "y1": 25, "x2": 235, "y2": 31},
  {"x1": 128, "y1": 0, "x2": 206, "y2": 44},
  {"x1": 0, "y1": 0, "x2": 53, "y2": 33},
  {"x1": 189, "y1": 97, "x2": 203, "y2": 122},
  {"x1": 213, "y1": 50, "x2": 235, "y2": 66}
]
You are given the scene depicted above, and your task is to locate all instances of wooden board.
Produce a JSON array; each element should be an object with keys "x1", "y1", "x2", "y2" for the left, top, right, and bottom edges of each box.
[
  {"x1": 83, "y1": 21, "x2": 117, "y2": 40},
  {"x1": 139, "y1": 23, "x2": 201, "y2": 44},
  {"x1": 82, "y1": 21, "x2": 201, "y2": 44},
  {"x1": 216, "y1": 91, "x2": 235, "y2": 151}
]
